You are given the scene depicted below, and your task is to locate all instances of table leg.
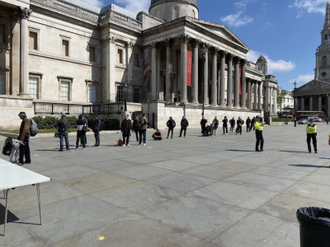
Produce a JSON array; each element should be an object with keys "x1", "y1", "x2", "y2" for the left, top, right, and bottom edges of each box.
[
  {"x1": 36, "y1": 184, "x2": 42, "y2": 225},
  {"x1": 3, "y1": 189, "x2": 9, "y2": 236}
]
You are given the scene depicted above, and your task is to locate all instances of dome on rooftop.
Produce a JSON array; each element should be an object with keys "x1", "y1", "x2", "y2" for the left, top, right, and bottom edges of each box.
[
  {"x1": 257, "y1": 54, "x2": 267, "y2": 64},
  {"x1": 150, "y1": 0, "x2": 198, "y2": 10}
]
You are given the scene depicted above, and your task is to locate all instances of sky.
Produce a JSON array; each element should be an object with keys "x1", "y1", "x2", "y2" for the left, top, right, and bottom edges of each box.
[{"x1": 80, "y1": 0, "x2": 330, "y2": 90}]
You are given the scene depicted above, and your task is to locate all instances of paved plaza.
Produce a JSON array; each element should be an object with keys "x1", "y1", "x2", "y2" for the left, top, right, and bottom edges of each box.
[{"x1": 1, "y1": 124, "x2": 330, "y2": 247}]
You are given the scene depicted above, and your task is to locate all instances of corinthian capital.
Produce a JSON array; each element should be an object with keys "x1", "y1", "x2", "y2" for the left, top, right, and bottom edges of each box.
[
  {"x1": 179, "y1": 34, "x2": 190, "y2": 44},
  {"x1": 20, "y1": 7, "x2": 32, "y2": 20}
]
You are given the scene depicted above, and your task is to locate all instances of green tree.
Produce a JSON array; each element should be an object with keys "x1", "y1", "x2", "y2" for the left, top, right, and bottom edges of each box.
[{"x1": 277, "y1": 89, "x2": 285, "y2": 107}]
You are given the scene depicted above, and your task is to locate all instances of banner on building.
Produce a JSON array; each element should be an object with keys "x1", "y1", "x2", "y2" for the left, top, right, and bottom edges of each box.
[
  {"x1": 187, "y1": 50, "x2": 192, "y2": 87},
  {"x1": 143, "y1": 46, "x2": 151, "y2": 92},
  {"x1": 239, "y1": 68, "x2": 242, "y2": 95}
]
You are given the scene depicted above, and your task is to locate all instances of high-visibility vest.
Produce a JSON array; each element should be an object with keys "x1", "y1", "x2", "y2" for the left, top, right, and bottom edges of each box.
[
  {"x1": 254, "y1": 121, "x2": 264, "y2": 131},
  {"x1": 306, "y1": 124, "x2": 317, "y2": 134}
]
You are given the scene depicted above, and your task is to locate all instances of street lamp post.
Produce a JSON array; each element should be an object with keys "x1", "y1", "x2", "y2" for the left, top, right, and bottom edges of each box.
[{"x1": 293, "y1": 80, "x2": 297, "y2": 127}]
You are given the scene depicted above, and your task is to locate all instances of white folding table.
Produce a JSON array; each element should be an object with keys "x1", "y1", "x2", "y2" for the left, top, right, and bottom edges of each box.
[{"x1": 0, "y1": 159, "x2": 51, "y2": 236}]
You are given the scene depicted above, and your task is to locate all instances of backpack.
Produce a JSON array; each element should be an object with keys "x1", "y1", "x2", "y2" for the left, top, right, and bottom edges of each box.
[
  {"x1": 2, "y1": 137, "x2": 12, "y2": 156},
  {"x1": 100, "y1": 120, "x2": 105, "y2": 131},
  {"x1": 30, "y1": 118, "x2": 39, "y2": 137},
  {"x1": 117, "y1": 138, "x2": 123, "y2": 146}
]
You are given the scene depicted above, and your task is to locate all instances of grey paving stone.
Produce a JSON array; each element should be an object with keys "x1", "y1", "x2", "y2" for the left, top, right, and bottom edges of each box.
[
  {"x1": 285, "y1": 181, "x2": 330, "y2": 203},
  {"x1": 149, "y1": 160, "x2": 199, "y2": 171},
  {"x1": 112, "y1": 165, "x2": 171, "y2": 180},
  {"x1": 252, "y1": 166, "x2": 310, "y2": 180},
  {"x1": 80, "y1": 159, "x2": 139, "y2": 172},
  {"x1": 183, "y1": 166, "x2": 240, "y2": 180},
  {"x1": 175, "y1": 156, "x2": 218, "y2": 165},
  {"x1": 40, "y1": 166, "x2": 102, "y2": 181}
]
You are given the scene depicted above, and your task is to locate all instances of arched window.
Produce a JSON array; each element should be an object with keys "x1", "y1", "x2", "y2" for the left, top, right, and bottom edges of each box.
[
  {"x1": 326, "y1": 34, "x2": 328, "y2": 40},
  {"x1": 322, "y1": 56, "x2": 327, "y2": 67},
  {"x1": 155, "y1": 9, "x2": 160, "y2": 18},
  {"x1": 173, "y1": 6, "x2": 179, "y2": 20},
  {"x1": 192, "y1": 10, "x2": 195, "y2": 18}
]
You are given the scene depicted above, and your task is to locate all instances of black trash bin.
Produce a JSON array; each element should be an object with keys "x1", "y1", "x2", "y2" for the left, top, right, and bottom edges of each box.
[{"x1": 297, "y1": 207, "x2": 330, "y2": 247}]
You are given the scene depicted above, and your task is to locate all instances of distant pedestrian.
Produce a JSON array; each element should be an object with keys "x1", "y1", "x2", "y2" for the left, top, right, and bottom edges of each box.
[
  {"x1": 93, "y1": 115, "x2": 101, "y2": 147},
  {"x1": 229, "y1": 117, "x2": 235, "y2": 133},
  {"x1": 236, "y1": 117, "x2": 243, "y2": 135},
  {"x1": 132, "y1": 116, "x2": 139, "y2": 141},
  {"x1": 153, "y1": 129, "x2": 162, "y2": 140},
  {"x1": 121, "y1": 114, "x2": 132, "y2": 147},
  {"x1": 80, "y1": 114, "x2": 88, "y2": 146},
  {"x1": 166, "y1": 116, "x2": 176, "y2": 139},
  {"x1": 246, "y1": 117, "x2": 251, "y2": 132},
  {"x1": 17, "y1": 112, "x2": 31, "y2": 166},
  {"x1": 56, "y1": 114, "x2": 70, "y2": 151},
  {"x1": 76, "y1": 114, "x2": 86, "y2": 149},
  {"x1": 251, "y1": 117, "x2": 256, "y2": 131},
  {"x1": 200, "y1": 116, "x2": 207, "y2": 136},
  {"x1": 222, "y1": 116, "x2": 228, "y2": 134},
  {"x1": 212, "y1": 117, "x2": 219, "y2": 136},
  {"x1": 306, "y1": 119, "x2": 317, "y2": 153},
  {"x1": 254, "y1": 115, "x2": 265, "y2": 152},
  {"x1": 179, "y1": 116, "x2": 189, "y2": 137},
  {"x1": 139, "y1": 114, "x2": 148, "y2": 146}
]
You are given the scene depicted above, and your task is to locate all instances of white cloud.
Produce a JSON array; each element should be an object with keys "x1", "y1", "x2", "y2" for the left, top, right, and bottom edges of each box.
[
  {"x1": 247, "y1": 50, "x2": 296, "y2": 74},
  {"x1": 221, "y1": 0, "x2": 255, "y2": 28},
  {"x1": 290, "y1": 74, "x2": 314, "y2": 84},
  {"x1": 288, "y1": 0, "x2": 327, "y2": 18},
  {"x1": 114, "y1": 0, "x2": 150, "y2": 14},
  {"x1": 79, "y1": 0, "x2": 104, "y2": 9}
]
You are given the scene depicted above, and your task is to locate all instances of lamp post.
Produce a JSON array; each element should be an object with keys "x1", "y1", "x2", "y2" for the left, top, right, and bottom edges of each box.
[
  {"x1": 123, "y1": 83, "x2": 128, "y2": 112},
  {"x1": 293, "y1": 80, "x2": 297, "y2": 127}
]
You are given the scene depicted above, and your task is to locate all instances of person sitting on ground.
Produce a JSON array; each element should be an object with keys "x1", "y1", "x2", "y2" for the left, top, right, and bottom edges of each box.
[{"x1": 152, "y1": 129, "x2": 162, "y2": 140}]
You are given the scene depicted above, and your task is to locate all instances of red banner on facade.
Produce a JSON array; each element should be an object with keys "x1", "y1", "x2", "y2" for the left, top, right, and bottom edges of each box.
[
  {"x1": 187, "y1": 50, "x2": 192, "y2": 87},
  {"x1": 239, "y1": 68, "x2": 242, "y2": 95}
]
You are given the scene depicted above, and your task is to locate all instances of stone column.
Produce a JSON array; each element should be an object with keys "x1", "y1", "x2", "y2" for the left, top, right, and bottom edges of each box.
[
  {"x1": 165, "y1": 38, "x2": 173, "y2": 103},
  {"x1": 264, "y1": 82, "x2": 269, "y2": 112},
  {"x1": 180, "y1": 35, "x2": 189, "y2": 104},
  {"x1": 227, "y1": 53, "x2": 233, "y2": 107},
  {"x1": 151, "y1": 43, "x2": 157, "y2": 100},
  {"x1": 19, "y1": 8, "x2": 32, "y2": 96},
  {"x1": 240, "y1": 60, "x2": 246, "y2": 108},
  {"x1": 273, "y1": 87, "x2": 277, "y2": 114},
  {"x1": 247, "y1": 78, "x2": 252, "y2": 109},
  {"x1": 156, "y1": 44, "x2": 161, "y2": 100},
  {"x1": 126, "y1": 41, "x2": 134, "y2": 102},
  {"x1": 253, "y1": 81, "x2": 258, "y2": 111},
  {"x1": 327, "y1": 95, "x2": 330, "y2": 116},
  {"x1": 105, "y1": 36, "x2": 117, "y2": 102},
  {"x1": 203, "y1": 45, "x2": 209, "y2": 106},
  {"x1": 191, "y1": 39, "x2": 199, "y2": 104},
  {"x1": 219, "y1": 51, "x2": 226, "y2": 107},
  {"x1": 234, "y1": 57, "x2": 240, "y2": 108},
  {"x1": 319, "y1": 95, "x2": 322, "y2": 111},
  {"x1": 310, "y1": 96, "x2": 313, "y2": 111},
  {"x1": 211, "y1": 48, "x2": 218, "y2": 106},
  {"x1": 301, "y1": 97, "x2": 305, "y2": 111},
  {"x1": 258, "y1": 81, "x2": 262, "y2": 110},
  {"x1": 269, "y1": 87, "x2": 273, "y2": 113}
]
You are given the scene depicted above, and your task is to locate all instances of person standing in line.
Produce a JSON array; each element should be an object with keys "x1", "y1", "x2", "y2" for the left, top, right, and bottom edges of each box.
[
  {"x1": 306, "y1": 119, "x2": 317, "y2": 153},
  {"x1": 76, "y1": 114, "x2": 86, "y2": 149},
  {"x1": 222, "y1": 116, "x2": 228, "y2": 135},
  {"x1": 251, "y1": 117, "x2": 256, "y2": 131},
  {"x1": 132, "y1": 116, "x2": 139, "y2": 142},
  {"x1": 236, "y1": 117, "x2": 243, "y2": 135},
  {"x1": 80, "y1": 114, "x2": 88, "y2": 146},
  {"x1": 200, "y1": 116, "x2": 207, "y2": 136},
  {"x1": 179, "y1": 116, "x2": 189, "y2": 137},
  {"x1": 56, "y1": 114, "x2": 70, "y2": 151},
  {"x1": 229, "y1": 117, "x2": 235, "y2": 133},
  {"x1": 152, "y1": 129, "x2": 162, "y2": 140},
  {"x1": 93, "y1": 115, "x2": 101, "y2": 147},
  {"x1": 121, "y1": 114, "x2": 132, "y2": 147},
  {"x1": 254, "y1": 115, "x2": 265, "y2": 152},
  {"x1": 246, "y1": 117, "x2": 251, "y2": 132},
  {"x1": 17, "y1": 112, "x2": 31, "y2": 166},
  {"x1": 139, "y1": 114, "x2": 148, "y2": 146},
  {"x1": 212, "y1": 117, "x2": 219, "y2": 136},
  {"x1": 166, "y1": 116, "x2": 176, "y2": 139}
]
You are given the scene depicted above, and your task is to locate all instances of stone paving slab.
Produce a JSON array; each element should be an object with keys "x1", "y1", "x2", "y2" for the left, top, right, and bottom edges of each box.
[{"x1": 1, "y1": 124, "x2": 330, "y2": 246}]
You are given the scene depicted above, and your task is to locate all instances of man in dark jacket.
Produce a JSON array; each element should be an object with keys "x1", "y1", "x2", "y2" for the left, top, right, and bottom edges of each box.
[
  {"x1": 251, "y1": 117, "x2": 256, "y2": 131},
  {"x1": 229, "y1": 117, "x2": 235, "y2": 133},
  {"x1": 121, "y1": 114, "x2": 132, "y2": 147},
  {"x1": 222, "y1": 116, "x2": 228, "y2": 135},
  {"x1": 236, "y1": 117, "x2": 243, "y2": 135},
  {"x1": 166, "y1": 116, "x2": 176, "y2": 139},
  {"x1": 56, "y1": 114, "x2": 70, "y2": 151},
  {"x1": 200, "y1": 116, "x2": 207, "y2": 136},
  {"x1": 179, "y1": 116, "x2": 189, "y2": 137},
  {"x1": 139, "y1": 114, "x2": 148, "y2": 146},
  {"x1": 17, "y1": 112, "x2": 31, "y2": 166},
  {"x1": 93, "y1": 115, "x2": 101, "y2": 147},
  {"x1": 246, "y1": 117, "x2": 251, "y2": 132},
  {"x1": 132, "y1": 116, "x2": 139, "y2": 141}
]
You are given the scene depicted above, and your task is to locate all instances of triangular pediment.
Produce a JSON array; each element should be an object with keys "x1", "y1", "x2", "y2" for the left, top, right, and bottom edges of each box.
[{"x1": 296, "y1": 79, "x2": 330, "y2": 93}]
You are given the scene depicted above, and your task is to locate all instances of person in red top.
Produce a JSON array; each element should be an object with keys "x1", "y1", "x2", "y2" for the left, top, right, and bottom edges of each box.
[{"x1": 152, "y1": 129, "x2": 162, "y2": 140}]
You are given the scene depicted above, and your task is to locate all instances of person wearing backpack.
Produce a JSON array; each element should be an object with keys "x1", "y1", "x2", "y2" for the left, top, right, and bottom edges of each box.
[
  {"x1": 56, "y1": 114, "x2": 70, "y2": 151},
  {"x1": 93, "y1": 115, "x2": 101, "y2": 147},
  {"x1": 17, "y1": 112, "x2": 31, "y2": 166}
]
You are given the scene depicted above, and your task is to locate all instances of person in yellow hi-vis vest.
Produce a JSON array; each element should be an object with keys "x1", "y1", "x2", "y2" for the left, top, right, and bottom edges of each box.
[
  {"x1": 306, "y1": 119, "x2": 317, "y2": 153},
  {"x1": 254, "y1": 115, "x2": 265, "y2": 152}
]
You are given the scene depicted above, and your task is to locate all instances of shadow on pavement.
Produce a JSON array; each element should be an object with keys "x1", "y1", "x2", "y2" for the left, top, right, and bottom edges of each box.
[
  {"x1": 226, "y1": 149, "x2": 255, "y2": 152},
  {"x1": 0, "y1": 204, "x2": 19, "y2": 225},
  {"x1": 280, "y1": 150, "x2": 307, "y2": 154},
  {"x1": 288, "y1": 164, "x2": 328, "y2": 168}
]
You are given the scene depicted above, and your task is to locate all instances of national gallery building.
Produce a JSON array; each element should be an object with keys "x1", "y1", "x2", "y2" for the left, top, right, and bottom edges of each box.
[{"x1": 0, "y1": 0, "x2": 279, "y2": 129}]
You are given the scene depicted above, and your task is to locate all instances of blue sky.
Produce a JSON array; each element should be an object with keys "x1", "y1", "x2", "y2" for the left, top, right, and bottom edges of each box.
[{"x1": 83, "y1": 0, "x2": 329, "y2": 90}]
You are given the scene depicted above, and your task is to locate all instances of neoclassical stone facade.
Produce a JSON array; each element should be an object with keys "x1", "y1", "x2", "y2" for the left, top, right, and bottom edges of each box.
[{"x1": 0, "y1": 0, "x2": 279, "y2": 129}]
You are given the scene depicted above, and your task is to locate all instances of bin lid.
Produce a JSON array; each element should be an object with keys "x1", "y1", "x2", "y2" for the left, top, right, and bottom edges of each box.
[{"x1": 297, "y1": 207, "x2": 330, "y2": 227}]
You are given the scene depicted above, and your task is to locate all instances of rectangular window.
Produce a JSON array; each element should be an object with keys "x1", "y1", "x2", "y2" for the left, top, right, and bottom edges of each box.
[
  {"x1": 133, "y1": 88, "x2": 140, "y2": 103},
  {"x1": 61, "y1": 81, "x2": 70, "y2": 101},
  {"x1": 62, "y1": 40, "x2": 69, "y2": 56},
  {"x1": 116, "y1": 86, "x2": 123, "y2": 102},
  {"x1": 134, "y1": 53, "x2": 139, "y2": 67},
  {"x1": 117, "y1": 49, "x2": 123, "y2": 64},
  {"x1": 29, "y1": 77, "x2": 39, "y2": 99},
  {"x1": 0, "y1": 24, "x2": 5, "y2": 44},
  {"x1": 88, "y1": 84, "x2": 96, "y2": 103},
  {"x1": 0, "y1": 73, "x2": 5, "y2": 95},
  {"x1": 29, "y1": 32, "x2": 38, "y2": 50},
  {"x1": 89, "y1": 46, "x2": 95, "y2": 62}
]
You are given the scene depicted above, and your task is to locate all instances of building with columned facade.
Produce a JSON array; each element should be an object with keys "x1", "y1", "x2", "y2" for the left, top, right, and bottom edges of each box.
[{"x1": 0, "y1": 0, "x2": 279, "y2": 129}]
